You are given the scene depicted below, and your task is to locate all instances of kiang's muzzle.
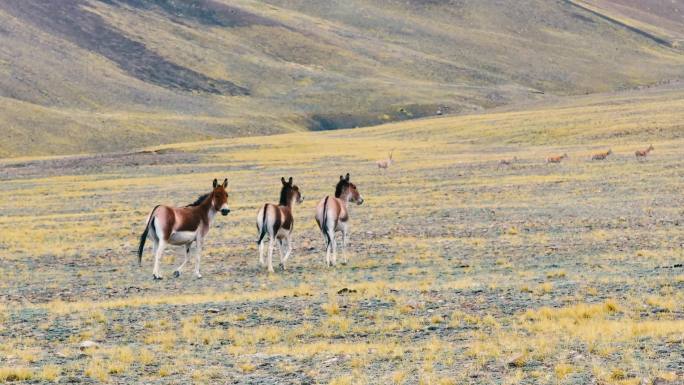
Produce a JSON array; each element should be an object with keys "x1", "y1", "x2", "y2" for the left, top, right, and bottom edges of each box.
[{"x1": 221, "y1": 207, "x2": 230, "y2": 216}]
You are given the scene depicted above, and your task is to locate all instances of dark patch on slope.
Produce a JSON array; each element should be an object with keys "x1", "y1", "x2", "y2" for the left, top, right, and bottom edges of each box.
[
  {"x1": 1, "y1": 0, "x2": 249, "y2": 95},
  {"x1": 99, "y1": 0, "x2": 279, "y2": 28},
  {"x1": 563, "y1": 0, "x2": 674, "y2": 47},
  {"x1": 308, "y1": 104, "x2": 446, "y2": 131}
]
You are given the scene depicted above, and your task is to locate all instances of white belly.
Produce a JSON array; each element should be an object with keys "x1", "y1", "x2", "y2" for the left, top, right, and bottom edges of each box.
[
  {"x1": 168, "y1": 231, "x2": 197, "y2": 245},
  {"x1": 276, "y1": 228, "x2": 290, "y2": 239}
]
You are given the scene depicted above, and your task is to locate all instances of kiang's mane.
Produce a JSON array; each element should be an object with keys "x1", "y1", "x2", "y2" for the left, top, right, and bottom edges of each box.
[
  {"x1": 187, "y1": 193, "x2": 210, "y2": 207},
  {"x1": 279, "y1": 184, "x2": 293, "y2": 206},
  {"x1": 334, "y1": 179, "x2": 348, "y2": 198}
]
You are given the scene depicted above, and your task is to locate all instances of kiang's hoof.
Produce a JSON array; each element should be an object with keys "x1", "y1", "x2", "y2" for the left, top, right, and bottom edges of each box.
[
  {"x1": 195, "y1": 274, "x2": 203, "y2": 279},
  {"x1": 278, "y1": 263, "x2": 285, "y2": 271},
  {"x1": 153, "y1": 275, "x2": 163, "y2": 281},
  {"x1": 173, "y1": 271, "x2": 181, "y2": 278},
  {"x1": 341, "y1": 261, "x2": 348, "y2": 266}
]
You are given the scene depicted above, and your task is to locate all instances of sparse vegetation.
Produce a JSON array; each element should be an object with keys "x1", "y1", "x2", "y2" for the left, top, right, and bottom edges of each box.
[{"x1": 0, "y1": 84, "x2": 683, "y2": 383}]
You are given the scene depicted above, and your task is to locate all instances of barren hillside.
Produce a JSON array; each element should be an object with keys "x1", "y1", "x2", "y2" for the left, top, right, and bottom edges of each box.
[{"x1": 1, "y1": 0, "x2": 683, "y2": 157}]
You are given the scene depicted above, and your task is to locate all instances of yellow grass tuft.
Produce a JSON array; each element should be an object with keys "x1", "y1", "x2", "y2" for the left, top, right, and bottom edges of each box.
[
  {"x1": 391, "y1": 370, "x2": 408, "y2": 385},
  {"x1": 329, "y1": 376, "x2": 353, "y2": 385},
  {"x1": 554, "y1": 363, "x2": 574, "y2": 380},
  {"x1": 138, "y1": 348, "x2": 155, "y2": 365},
  {"x1": 322, "y1": 301, "x2": 341, "y2": 316},
  {"x1": 39, "y1": 365, "x2": 61, "y2": 382},
  {"x1": 0, "y1": 367, "x2": 33, "y2": 382},
  {"x1": 238, "y1": 361, "x2": 256, "y2": 374},
  {"x1": 85, "y1": 359, "x2": 109, "y2": 382}
]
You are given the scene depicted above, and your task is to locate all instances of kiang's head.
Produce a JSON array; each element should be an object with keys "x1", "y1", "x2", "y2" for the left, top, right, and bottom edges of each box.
[
  {"x1": 211, "y1": 178, "x2": 230, "y2": 216},
  {"x1": 335, "y1": 173, "x2": 364, "y2": 205},
  {"x1": 280, "y1": 177, "x2": 303, "y2": 206}
]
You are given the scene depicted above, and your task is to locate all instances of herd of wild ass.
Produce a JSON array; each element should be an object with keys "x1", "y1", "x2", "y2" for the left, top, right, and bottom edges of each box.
[
  {"x1": 137, "y1": 145, "x2": 654, "y2": 280},
  {"x1": 138, "y1": 174, "x2": 364, "y2": 279}
]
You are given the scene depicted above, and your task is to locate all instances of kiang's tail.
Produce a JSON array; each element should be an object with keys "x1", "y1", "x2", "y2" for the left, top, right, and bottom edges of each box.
[
  {"x1": 138, "y1": 205, "x2": 160, "y2": 266},
  {"x1": 257, "y1": 204, "x2": 269, "y2": 244},
  {"x1": 321, "y1": 196, "x2": 331, "y2": 246}
]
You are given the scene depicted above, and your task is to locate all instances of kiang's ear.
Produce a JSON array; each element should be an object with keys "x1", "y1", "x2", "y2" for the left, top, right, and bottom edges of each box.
[
  {"x1": 288, "y1": 177, "x2": 293, "y2": 185},
  {"x1": 281, "y1": 177, "x2": 287, "y2": 185},
  {"x1": 222, "y1": 178, "x2": 228, "y2": 188},
  {"x1": 340, "y1": 175, "x2": 344, "y2": 181},
  {"x1": 345, "y1": 173, "x2": 350, "y2": 181},
  {"x1": 213, "y1": 178, "x2": 218, "y2": 188}
]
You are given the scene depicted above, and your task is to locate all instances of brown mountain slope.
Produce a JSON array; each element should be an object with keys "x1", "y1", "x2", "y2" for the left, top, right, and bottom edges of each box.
[
  {"x1": 573, "y1": 0, "x2": 684, "y2": 46},
  {"x1": 1, "y1": 0, "x2": 683, "y2": 157}
]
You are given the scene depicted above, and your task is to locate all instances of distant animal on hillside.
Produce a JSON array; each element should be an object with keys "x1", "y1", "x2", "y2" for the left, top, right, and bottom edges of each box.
[
  {"x1": 591, "y1": 149, "x2": 612, "y2": 161},
  {"x1": 256, "y1": 177, "x2": 304, "y2": 273},
  {"x1": 546, "y1": 153, "x2": 568, "y2": 163},
  {"x1": 498, "y1": 156, "x2": 518, "y2": 167},
  {"x1": 635, "y1": 145, "x2": 654, "y2": 159},
  {"x1": 137, "y1": 178, "x2": 230, "y2": 280},
  {"x1": 376, "y1": 151, "x2": 394, "y2": 170},
  {"x1": 315, "y1": 173, "x2": 364, "y2": 267}
]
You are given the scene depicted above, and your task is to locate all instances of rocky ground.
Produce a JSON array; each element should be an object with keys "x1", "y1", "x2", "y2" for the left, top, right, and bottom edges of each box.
[{"x1": 0, "y1": 114, "x2": 683, "y2": 384}]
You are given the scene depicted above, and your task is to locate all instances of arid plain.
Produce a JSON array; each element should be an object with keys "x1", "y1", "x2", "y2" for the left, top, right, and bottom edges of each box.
[{"x1": 1, "y1": 86, "x2": 683, "y2": 384}]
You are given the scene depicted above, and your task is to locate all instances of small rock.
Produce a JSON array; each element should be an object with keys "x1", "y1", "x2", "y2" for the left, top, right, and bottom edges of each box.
[
  {"x1": 406, "y1": 299, "x2": 421, "y2": 309},
  {"x1": 506, "y1": 353, "x2": 527, "y2": 368},
  {"x1": 337, "y1": 288, "x2": 357, "y2": 295},
  {"x1": 79, "y1": 341, "x2": 98, "y2": 350},
  {"x1": 206, "y1": 308, "x2": 221, "y2": 314}
]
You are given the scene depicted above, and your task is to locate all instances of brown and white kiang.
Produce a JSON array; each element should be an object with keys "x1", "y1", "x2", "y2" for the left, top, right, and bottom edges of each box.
[
  {"x1": 256, "y1": 177, "x2": 304, "y2": 272},
  {"x1": 137, "y1": 178, "x2": 230, "y2": 280},
  {"x1": 315, "y1": 173, "x2": 364, "y2": 267}
]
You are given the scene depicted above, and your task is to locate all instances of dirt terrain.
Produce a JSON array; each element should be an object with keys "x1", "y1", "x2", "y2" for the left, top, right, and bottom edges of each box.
[{"x1": 0, "y1": 89, "x2": 683, "y2": 384}]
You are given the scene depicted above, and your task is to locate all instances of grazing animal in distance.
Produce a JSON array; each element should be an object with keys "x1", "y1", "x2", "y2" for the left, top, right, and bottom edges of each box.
[
  {"x1": 635, "y1": 145, "x2": 654, "y2": 159},
  {"x1": 137, "y1": 178, "x2": 230, "y2": 280},
  {"x1": 546, "y1": 153, "x2": 568, "y2": 163},
  {"x1": 256, "y1": 177, "x2": 304, "y2": 272},
  {"x1": 315, "y1": 173, "x2": 364, "y2": 266},
  {"x1": 377, "y1": 151, "x2": 394, "y2": 170},
  {"x1": 591, "y1": 149, "x2": 612, "y2": 161},
  {"x1": 498, "y1": 156, "x2": 518, "y2": 168}
]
